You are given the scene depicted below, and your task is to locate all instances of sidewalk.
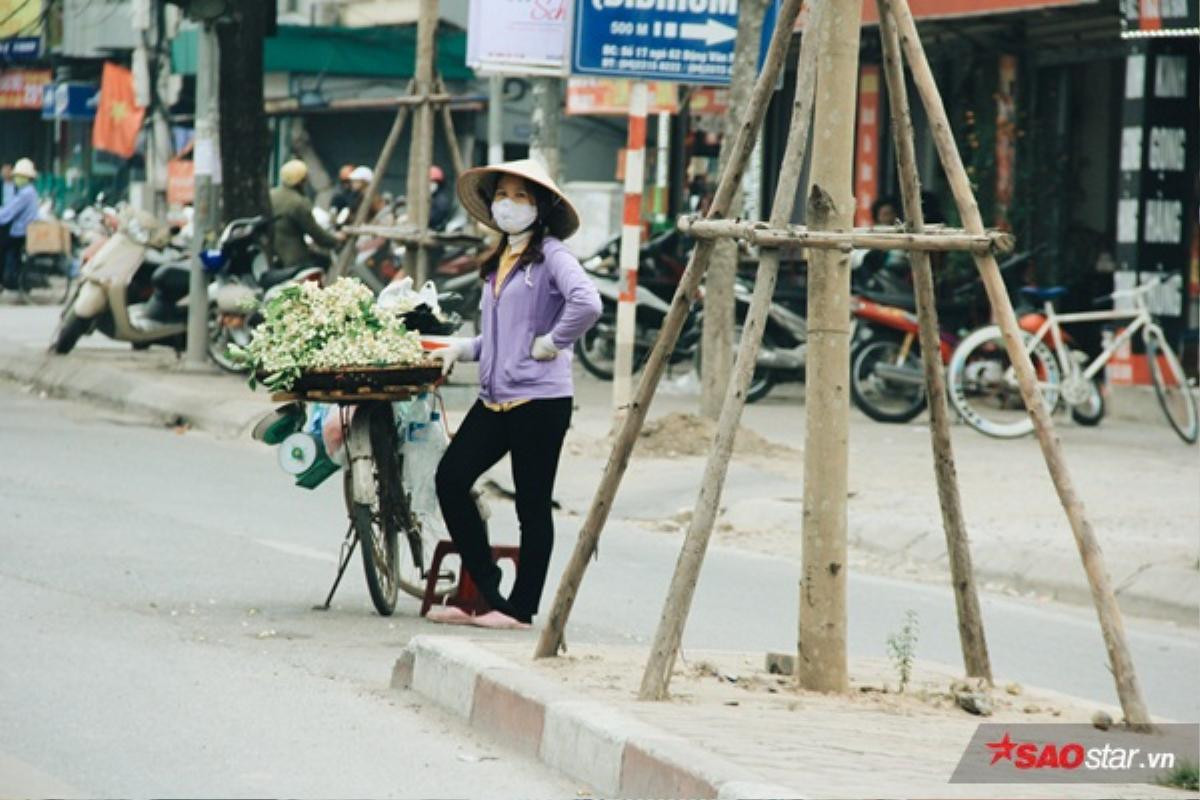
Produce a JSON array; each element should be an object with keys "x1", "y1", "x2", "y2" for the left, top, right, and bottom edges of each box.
[
  {"x1": 394, "y1": 635, "x2": 1192, "y2": 799},
  {"x1": 1, "y1": 302, "x2": 1197, "y2": 624}
]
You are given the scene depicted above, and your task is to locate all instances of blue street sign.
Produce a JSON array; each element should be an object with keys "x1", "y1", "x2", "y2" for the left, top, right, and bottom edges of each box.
[
  {"x1": 0, "y1": 37, "x2": 42, "y2": 62},
  {"x1": 572, "y1": 0, "x2": 778, "y2": 85},
  {"x1": 41, "y1": 83, "x2": 100, "y2": 121}
]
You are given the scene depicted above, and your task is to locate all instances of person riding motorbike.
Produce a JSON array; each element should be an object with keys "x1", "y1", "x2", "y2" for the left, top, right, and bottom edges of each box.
[
  {"x1": 330, "y1": 164, "x2": 357, "y2": 217},
  {"x1": 269, "y1": 159, "x2": 344, "y2": 270},
  {"x1": 429, "y1": 165, "x2": 454, "y2": 232}
]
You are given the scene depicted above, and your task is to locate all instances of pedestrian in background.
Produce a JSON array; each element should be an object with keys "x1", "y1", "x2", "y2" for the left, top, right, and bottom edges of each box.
[
  {"x1": 0, "y1": 158, "x2": 39, "y2": 292},
  {"x1": 429, "y1": 159, "x2": 602, "y2": 630}
]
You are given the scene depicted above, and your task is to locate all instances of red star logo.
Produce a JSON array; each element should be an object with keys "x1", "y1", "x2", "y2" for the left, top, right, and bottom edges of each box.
[{"x1": 986, "y1": 732, "x2": 1017, "y2": 765}]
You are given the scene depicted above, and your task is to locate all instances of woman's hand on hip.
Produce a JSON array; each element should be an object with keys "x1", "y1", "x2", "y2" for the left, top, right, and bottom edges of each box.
[{"x1": 531, "y1": 334, "x2": 559, "y2": 361}]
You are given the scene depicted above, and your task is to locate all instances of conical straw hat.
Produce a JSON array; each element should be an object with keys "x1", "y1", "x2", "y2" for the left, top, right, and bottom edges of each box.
[{"x1": 456, "y1": 158, "x2": 580, "y2": 239}]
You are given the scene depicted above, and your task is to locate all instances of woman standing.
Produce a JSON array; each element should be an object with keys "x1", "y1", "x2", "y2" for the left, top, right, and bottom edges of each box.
[{"x1": 430, "y1": 159, "x2": 602, "y2": 629}]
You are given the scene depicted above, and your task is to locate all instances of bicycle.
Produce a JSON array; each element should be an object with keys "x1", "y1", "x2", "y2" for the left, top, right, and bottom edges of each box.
[
  {"x1": 17, "y1": 220, "x2": 74, "y2": 305},
  {"x1": 262, "y1": 367, "x2": 466, "y2": 616},
  {"x1": 948, "y1": 274, "x2": 1198, "y2": 443}
]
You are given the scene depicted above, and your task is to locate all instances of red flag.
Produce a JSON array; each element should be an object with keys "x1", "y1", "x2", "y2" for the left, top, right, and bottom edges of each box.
[{"x1": 92, "y1": 62, "x2": 145, "y2": 159}]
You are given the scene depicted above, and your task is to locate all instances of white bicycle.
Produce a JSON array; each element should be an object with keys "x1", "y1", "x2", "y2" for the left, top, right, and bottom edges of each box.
[{"x1": 948, "y1": 274, "x2": 1198, "y2": 443}]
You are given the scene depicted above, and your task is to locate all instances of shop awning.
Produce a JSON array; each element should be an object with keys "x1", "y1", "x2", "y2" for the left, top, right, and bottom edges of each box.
[{"x1": 171, "y1": 24, "x2": 474, "y2": 81}]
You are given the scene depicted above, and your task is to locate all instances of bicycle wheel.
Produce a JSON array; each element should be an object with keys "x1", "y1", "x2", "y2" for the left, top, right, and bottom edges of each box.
[
  {"x1": 1144, "y1": 327, "x2": 1199, "y2": 444},
  {"x1": 348, "y1": 403, "x2": 401, "y2": 615},
  {"x1": 850, "y1": 336, "x2": 927, "y2": 423},
  {"x1": 18, "y1": 255, "x2": 70, "y2": 306},
  {"x1": 948, "y1": 325, "x2": 1061, "y2": 438}
]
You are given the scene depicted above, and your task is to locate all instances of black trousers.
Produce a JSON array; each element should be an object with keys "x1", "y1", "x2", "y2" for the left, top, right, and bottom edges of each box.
[
  {"x1": 435, "y1": 398, "x2": 572, "y2": 622},
  {"x1": 1, "y1": 235, "x2": 23, "y2": 288}
]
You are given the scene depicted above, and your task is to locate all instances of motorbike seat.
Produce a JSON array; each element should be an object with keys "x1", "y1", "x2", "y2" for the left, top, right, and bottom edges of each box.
[
  {"x1": 859, "y1": 288, "x2": 918, "y2": 311},
  {"x1": 1019, "y1": 285, "x2": 1068, "y2": 302},
  {"x1": 259, "y1": 264, "x2": 306, "y2": 290}
]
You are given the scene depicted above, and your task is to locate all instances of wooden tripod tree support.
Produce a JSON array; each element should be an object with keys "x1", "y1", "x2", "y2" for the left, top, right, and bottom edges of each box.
[
  {"x1": 877, "y1": 1, "x2": 991, "y2": 682},
  {"x1": 533, "y1": 0, "x2": 809, "y2": 660},
  {"x1": 331, "y1": 2, "x2": 472, "y2": 281},
  {"x1": 680, "y1": 218, "x2": 1014, "y2": 254},
  {"x1": 878, "y1": 0, "x2": 1150, "y2": 727},
  {"x1": 638, "y1": 0, "x2": 827, "y2": 701}
]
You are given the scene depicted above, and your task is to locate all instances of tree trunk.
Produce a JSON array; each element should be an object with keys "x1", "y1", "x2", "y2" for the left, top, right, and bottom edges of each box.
[
  {"x1": 797, "y1": 0, "x2": 863, "y2": 695},
  {"x1": 700, "y1": 0, "x2": 769, "y2": 420},
  {"x1": 217, "y1": 0, "x2": 271, "y2": 224}
]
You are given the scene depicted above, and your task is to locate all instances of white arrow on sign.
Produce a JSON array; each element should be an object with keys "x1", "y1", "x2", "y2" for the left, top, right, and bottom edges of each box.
[{"x1": 678, "y1": 18, "x2": 737, "y2": 46}]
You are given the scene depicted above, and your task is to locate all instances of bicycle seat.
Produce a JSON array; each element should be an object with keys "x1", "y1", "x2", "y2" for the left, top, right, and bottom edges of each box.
[{"x1": 1019, "y1": 285, "x2": 1068, "y2": 302}]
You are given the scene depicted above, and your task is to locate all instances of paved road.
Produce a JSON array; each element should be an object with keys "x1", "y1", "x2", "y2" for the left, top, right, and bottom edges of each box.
[
  {"x1": 0, "y1": 386, "x2": 584, "y2": 798},
  {"x1": 1, "y1": 383, "x2": 1196, "y2": 797}
]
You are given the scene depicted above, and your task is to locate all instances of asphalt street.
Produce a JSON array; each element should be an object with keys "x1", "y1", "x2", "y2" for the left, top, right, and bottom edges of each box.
[{"x1": 1, "y1": 383, "x2": 1197, "y2": 795}]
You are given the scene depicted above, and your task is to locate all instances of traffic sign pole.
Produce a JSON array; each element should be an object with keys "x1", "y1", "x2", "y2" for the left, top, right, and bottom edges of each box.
[{"x1": 612, "y1": 80, "x2": 649, "y2": 414}]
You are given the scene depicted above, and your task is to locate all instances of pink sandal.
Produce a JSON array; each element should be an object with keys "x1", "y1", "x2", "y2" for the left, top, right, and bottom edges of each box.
[
  {"x1": 469, "y1": 610, "x2": 531, "y2": 630},
  {"x1": 426, "y1": 605, "x2": 474, "y2": 625}
]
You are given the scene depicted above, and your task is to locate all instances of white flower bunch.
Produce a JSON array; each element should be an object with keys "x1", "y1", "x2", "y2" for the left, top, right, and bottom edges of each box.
[{"x1": 230, "y1": 277, "x2": 427, "y2": 391}]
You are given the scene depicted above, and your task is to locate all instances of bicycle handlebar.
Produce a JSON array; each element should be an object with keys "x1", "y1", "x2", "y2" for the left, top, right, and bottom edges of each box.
[{"x1": 1095, "y1": 272, "x2": 1180, "y2": 304}]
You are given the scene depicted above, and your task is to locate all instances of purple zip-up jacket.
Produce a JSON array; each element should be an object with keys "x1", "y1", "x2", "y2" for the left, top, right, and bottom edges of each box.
[{"x1": 465, "y1": 236, "x2": 602, "y2": 404}]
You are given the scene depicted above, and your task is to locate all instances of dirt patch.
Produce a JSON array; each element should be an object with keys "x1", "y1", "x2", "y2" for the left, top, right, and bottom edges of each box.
[{"x1": 631, "y1": 412, "x2": 799, "y2": 459}]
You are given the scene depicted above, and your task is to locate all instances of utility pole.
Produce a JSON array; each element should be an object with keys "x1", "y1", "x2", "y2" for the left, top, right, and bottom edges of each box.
[
  {"x1": 405, "y1": 0, "x2": 438, "y2": 284},
  {"x1": 487, "y1": 74, "x2": 504, "y2": 165},
  {"x1": 797, "y1": 0, "x2": 863, "y2": 694},
  {"x1": 185, "y1": 23, "x2": 219, "y2": 368},
  {"x1": 529, "y1": 77, "x2": 563, "y2": 181},
  {"x1": 700, "y1": 0, "x2": 768, "y2": 420}
]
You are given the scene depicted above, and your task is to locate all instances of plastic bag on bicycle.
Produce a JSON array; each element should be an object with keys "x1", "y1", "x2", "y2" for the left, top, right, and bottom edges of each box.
[{"x1": 394, "y1": 393, "x2": 450, "y2": 545}]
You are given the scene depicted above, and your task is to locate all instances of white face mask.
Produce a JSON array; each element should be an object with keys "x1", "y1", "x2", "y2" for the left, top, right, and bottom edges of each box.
[{"x1": 490, "y1": 198, "x2": 538, "y2": 235}]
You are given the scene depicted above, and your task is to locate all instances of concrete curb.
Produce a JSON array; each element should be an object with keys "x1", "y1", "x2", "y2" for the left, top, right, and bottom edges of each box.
[
  {"x1": 392, "y1": 636, "x2": 804, "y2": 799},
  {"x1": 0, "y1": 345, "x2": 269, "y2": 438}
]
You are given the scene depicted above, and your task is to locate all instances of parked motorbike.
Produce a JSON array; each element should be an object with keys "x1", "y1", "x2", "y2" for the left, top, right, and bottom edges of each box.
[
  {"x1": 848, "y1": 248, "x2": 1038, "y2": 423},
  {"x1": 204, "y1": 215, "x2": 326, "y2": 372},
  {"x1": 50, "y1": 210, "x2": 190, "y2": 354}
]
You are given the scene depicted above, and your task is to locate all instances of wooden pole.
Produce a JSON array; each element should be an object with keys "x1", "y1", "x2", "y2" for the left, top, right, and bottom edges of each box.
[
  {"x1": 435, "y1": 77, "x2": 468, "y2": 178},
  {"x1": 330, "y1": 81, "x2": 414, "y2": 279},
  {"x1": 533, "y1": 0, "x2": 808, "y2": 659},
  {"x1": 701, "y1": 0, "x2": 771, "y2": 422},
  {"x1": 877, "y1": 1, "x2": 992, "y2": 683},
  {"x1": 679, "y1": 219, "x2": 1013, "y2": 253},
  {"x1": 797, "y1": 0, "x2": 862, "y2": 695},
  {"x1": 885, "y1": 0, "x2": 1151, "y2": 728},
  {"x1": 405, "y1": 0, "x2": 438, "y2": 285},
  {"x1": 638, "y1": 0, "x2": 826, "y2": 701}
]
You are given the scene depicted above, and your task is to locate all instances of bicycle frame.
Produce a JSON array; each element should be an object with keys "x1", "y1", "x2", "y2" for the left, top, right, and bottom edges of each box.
[{"x1": 1023, "y1": 283, "x2": 1162, "y2": 388}]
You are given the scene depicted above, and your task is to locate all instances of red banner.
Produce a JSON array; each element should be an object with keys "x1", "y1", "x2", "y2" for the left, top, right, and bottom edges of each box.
[{"x1": 854, "y1": 65, "x2": 881, "y2": 227}]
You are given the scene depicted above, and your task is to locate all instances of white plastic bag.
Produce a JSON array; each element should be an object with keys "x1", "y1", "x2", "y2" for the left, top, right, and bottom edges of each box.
[{"x1": 395, "y1": 393, "x2": 450, "y2": 551}]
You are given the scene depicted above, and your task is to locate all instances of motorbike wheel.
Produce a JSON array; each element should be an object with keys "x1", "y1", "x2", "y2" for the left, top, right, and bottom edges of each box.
[
  {"x1": 574, "y1": 309, "x2": 649, "y2": 380},
  {"x1": 50, "y1": 309, "x2": 90, "y2": 355},
  {"x1": 693, "y1": 325, "x2": 776, "y2": 404},
  {"x1": 207, "y1": 303, "x2": 249, "y2": 373},
  {"x1": 1069, "y1": 377, "x2": 1105, "y2": 427},
  {"x1": 849, "y1": 337, "x2": 928, "y2": 423},
  {"x1": 348, "y1": 404, "x2": 401, "y2": 616}
]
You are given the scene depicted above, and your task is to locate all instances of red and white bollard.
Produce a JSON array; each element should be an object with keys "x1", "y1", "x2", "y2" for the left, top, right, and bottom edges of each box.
[{"x1": 613, "y1": 80, "x2": 649, "y2": 413}]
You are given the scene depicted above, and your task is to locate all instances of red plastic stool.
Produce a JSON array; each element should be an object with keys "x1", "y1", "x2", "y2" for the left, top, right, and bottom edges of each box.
[{"x1": 419, "y1": 540, "x2": 520, "y2": 617}]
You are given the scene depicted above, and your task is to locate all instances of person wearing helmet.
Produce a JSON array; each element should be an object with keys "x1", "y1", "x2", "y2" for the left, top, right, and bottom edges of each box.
[
  {"x1": 330, "y1": 163, "x2": 357, "y2": 216},
  {"x1": 427, "y1": 159, "x2": 602, "y2": 630},
  {"x1": 0, "y1": 158, "x2": 39, "y2": 291},
  {"x1": 269, "y1": 159, "x2": 343, "y2": 270},
  {"x1": 428, "y1": 164, "x2": 453, "y2": 232}
]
